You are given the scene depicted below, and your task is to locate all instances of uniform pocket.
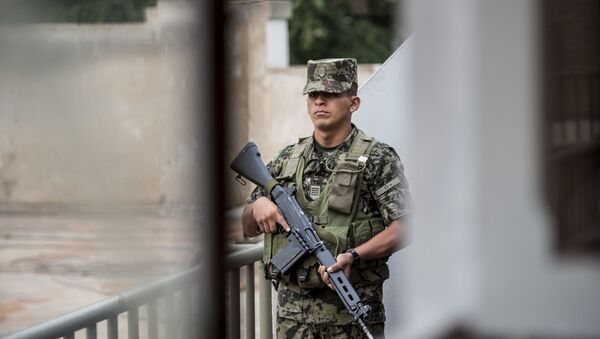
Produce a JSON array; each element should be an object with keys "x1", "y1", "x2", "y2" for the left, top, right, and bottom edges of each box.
[
  {"x1": 349, "y1": 219, "x2": 373, "y2": 248},
  {"x1": 328, "y1": 161, "x2": 361, "y2": 214},
  {"x1": 348, "y1": 218, "x2": 390, "y2": 283},
  {"x1": 369, "y1": 218, "x2": 386, "y2": 236},
  {"x1": 296, "y1": 255, "x2": 324, "y2": 289}
]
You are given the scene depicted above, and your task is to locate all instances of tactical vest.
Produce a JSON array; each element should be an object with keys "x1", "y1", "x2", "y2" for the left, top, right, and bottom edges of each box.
[{"x1": 263, "y1": 130, "x2": 390, "y2": 289}]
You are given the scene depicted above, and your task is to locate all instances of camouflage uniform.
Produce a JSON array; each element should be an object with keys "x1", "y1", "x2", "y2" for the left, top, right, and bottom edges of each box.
[
  {"x1": 248, "y1": 127, "x2": 411, "y2": 232},
  {"x1": 247, "y1": 58, "x2": 412, "y2": 339},
  {"x1": 277, "y1": 317, "x2": 385, "y2": 339}
]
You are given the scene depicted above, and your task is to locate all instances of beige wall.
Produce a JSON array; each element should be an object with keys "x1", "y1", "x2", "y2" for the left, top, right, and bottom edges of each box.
[
  {"x1": 0, "y1": 0, "x2": 377, "y2": 210},
  {"x1": 0, "y1": 3, "x2": 206, "y2": 208}
]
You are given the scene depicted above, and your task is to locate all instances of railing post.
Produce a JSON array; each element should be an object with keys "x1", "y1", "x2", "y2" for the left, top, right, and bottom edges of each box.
[
  {"x1": 108, "y1": 315, "x2": 118, "y2": 339},
  {"x1": 147, "y1": 300, "x2": 158, "y2": 339},
  {"x1": 246, "y1": 263, "x2": 255, "y2": 339},
  {"x1": 128, "y1": 307, "x2": 139, "y2": 339},
  {"x1": 230, "y1": 269, "x2": 241, "y2": 339},
  {"x1": 86, "y1": 324, "x2": 97, "y2": 339},
  {"x1": 258, "y1": 262, "x2": 272, "y2": 339},
  {"x1": 165, "y1": 291, "x2": 176, "y2": 337},
  {"x1": 180, "y1": 287, "x2": 192, "y2": 339}
]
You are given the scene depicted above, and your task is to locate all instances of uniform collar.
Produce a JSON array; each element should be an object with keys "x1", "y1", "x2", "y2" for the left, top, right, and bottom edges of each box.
[{"x1": 311, "y1": 124, "x2": 359, "y2": 153}]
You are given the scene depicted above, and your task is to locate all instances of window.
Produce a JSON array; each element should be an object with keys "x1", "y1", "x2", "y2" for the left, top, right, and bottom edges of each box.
[{"x1": 545, "y1": 0, "x2": 600, "y2": 255}]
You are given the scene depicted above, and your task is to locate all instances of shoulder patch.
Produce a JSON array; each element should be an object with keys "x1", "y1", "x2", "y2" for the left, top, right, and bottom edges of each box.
[{"x1": 375, "y1": 177, "x2": 401, "y2": 197}]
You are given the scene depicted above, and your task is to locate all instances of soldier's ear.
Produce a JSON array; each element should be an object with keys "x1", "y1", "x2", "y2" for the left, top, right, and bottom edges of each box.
[{"x1": 350, "y1": 96, "x2": 361, "y2": 113}]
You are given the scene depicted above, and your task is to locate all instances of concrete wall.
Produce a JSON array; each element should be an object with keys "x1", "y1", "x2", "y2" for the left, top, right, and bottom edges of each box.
[
  {"x1": 0, "y1": 0, "x2": 377, "y2": 210},
  {"x1": 0, "y1": 3, "x2": 207, "y2": 209},
  {"x1": 475, "y1": 2, "x2": 600, "y2": 336},
  {"x1": 354, "y1": 1, "x2": 600, "y2": 338}
]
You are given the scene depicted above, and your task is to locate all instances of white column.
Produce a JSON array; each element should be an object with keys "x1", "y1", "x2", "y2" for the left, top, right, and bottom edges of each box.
[{"x1": 265, "y1": 1, "x2": 291, "y2": 69}]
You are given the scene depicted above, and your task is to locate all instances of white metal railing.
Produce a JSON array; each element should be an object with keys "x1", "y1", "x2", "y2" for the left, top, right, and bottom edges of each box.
[{"x1": 4, "y1": 243, "x2": 270, "y2": 339}]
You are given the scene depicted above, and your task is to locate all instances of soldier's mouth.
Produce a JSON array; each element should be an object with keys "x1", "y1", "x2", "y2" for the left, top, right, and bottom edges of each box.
[{"x1": 314, "y1": 110, "x2": 329, "y2": 116}]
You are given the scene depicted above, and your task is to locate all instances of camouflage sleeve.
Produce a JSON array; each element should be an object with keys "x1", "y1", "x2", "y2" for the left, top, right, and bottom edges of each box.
[
  {"x1": 246, "y1": 144, "x2": 295, "y2": 204},
  {"x1": 367, "y1": 143, "x2": 413, "y2": 225}
]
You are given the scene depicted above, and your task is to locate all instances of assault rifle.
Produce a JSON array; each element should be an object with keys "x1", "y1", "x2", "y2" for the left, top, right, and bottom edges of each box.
[{"x1": 231, "y1": 142, "x2": 374, "y2": 339}]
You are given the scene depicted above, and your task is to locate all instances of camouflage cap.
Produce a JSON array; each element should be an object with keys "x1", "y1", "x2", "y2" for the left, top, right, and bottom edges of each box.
[{"x1": 302, "y1": 58, "x2": 357, "y2": 94}]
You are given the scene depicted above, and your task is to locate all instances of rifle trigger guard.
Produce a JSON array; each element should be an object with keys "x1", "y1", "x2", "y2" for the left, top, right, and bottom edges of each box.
[
  {"x1": 277, "y1": 223, "x2": 290, "y2": 236},
  {"x1": 235, "y1": 175, "x2": 247, "y2": 185}
]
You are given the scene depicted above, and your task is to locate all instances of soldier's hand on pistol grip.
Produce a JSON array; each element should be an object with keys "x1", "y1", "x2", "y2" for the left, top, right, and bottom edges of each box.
[
  {"x1": 318, "y1": 252, "x2": 354, "y2": 290},
  {"x1": 252, "y1": 196, "x2": 291, "y2": 234}
]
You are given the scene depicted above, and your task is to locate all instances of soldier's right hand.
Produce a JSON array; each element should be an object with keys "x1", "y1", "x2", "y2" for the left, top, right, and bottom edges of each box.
[{"x1": 252, "y1": 197, "x2": 290, "y2": 234}]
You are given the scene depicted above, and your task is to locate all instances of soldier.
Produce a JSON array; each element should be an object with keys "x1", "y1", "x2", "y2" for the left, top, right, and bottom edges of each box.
[{"x1": 241, "y1": 58, "x2": 412, "y2": 338}]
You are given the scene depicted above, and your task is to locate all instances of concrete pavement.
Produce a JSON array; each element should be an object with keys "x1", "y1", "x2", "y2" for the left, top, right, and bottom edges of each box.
[{"x1": 0, "y1": 212, "x2": 201, "y2": 336}]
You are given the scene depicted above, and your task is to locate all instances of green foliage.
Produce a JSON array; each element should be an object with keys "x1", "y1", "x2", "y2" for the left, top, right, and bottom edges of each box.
[
  {"x1": 0, "y1": 0, "x2": 157, "y2": 23},
  {"x1": 289, "y1": 0, "x2": 402, "y2": 64}
]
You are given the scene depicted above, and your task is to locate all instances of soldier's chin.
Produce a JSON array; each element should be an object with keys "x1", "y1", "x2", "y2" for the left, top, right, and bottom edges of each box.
[{"x1": 313, "y1": 121, "x2": 337, "y2": 132}]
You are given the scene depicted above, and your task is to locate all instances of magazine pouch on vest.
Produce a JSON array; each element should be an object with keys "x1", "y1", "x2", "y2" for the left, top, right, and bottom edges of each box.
[
  {"x1": 328, "y1": 155, "x2": 361, "y2": 214},
  {"x1": 348, "y1": 217, "x2": 390, "y2": 283},
  {"x1": 328, "y1": 133, "x2": 373, "y2": 214}
]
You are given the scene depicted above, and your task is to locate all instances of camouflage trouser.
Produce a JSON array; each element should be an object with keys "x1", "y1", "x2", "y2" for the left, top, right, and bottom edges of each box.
[{"x1": 276, "y1": 317, "x2": 385, "y2": 339}]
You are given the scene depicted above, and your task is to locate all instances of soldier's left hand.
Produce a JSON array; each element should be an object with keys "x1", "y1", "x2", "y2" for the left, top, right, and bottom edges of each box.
[{"x1": 318, "y1": 252, "x2": 353, "y2": 290}]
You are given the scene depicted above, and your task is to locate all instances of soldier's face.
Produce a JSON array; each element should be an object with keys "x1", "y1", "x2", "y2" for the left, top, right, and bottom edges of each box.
[{"x1": 307, "y1": 91, "x2": 359, "y2": 132}]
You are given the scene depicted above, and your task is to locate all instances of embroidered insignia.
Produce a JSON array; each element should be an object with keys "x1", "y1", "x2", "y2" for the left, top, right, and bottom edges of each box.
[
  {"x1": 317, "y1": 66, "x2": 326, "y2": 78},
  {"x1": 375, "y1": 177, "x2": 401, "y2": 197}
]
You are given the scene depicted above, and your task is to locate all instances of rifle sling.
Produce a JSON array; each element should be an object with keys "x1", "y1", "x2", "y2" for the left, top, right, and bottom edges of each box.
[
  {"x1": 313, "y1": 225, "x2": 340, "y2": 255},
  {"x1": 265, "y1": 179, "x2": 279, "y2": 197}
]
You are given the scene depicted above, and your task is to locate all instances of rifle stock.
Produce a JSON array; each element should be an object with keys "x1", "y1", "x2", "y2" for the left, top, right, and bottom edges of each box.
[{"x1": 230, "y1": 142, "x2": 273, "y2": 188}]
